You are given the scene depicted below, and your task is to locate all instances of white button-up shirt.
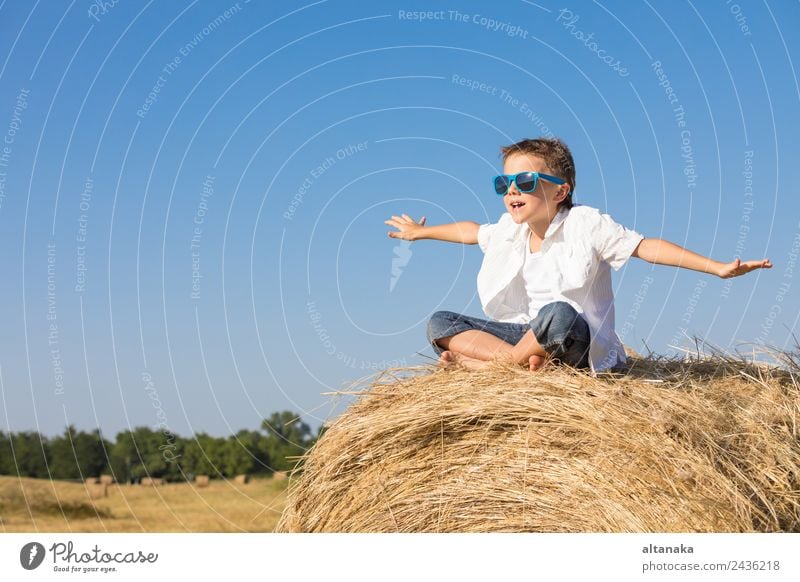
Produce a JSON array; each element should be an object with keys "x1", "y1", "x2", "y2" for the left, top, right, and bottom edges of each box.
[{"x1": 476, "y1": 204, "x2": 644, "y2": 374}]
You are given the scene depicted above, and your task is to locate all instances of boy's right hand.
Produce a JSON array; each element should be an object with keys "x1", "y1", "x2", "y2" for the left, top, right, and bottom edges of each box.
[{"x1": 385, "y1": 214, "x2": 426, "y2": 241}]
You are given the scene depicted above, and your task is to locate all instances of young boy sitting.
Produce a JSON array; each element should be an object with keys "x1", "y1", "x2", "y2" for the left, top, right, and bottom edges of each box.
[{"x1": 385, "y1": 137, "x2": 772, "y2": 374}]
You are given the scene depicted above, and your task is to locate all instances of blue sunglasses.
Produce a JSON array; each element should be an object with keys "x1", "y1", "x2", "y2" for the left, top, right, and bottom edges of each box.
[{"x1": 493, "y1": 172, "x2": 566, "y2": 195}]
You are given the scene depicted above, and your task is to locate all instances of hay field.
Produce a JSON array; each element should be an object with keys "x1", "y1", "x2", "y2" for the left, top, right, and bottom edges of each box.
[
  {"x1": 278, "y1": 349, "x2": 800, "y2": 533},
  {"x1": 0, "y1": 476, "x2": 287, "y2": 532}
]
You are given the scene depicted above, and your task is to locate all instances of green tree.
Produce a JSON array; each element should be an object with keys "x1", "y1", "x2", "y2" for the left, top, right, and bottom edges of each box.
[
  {"x1": 49, "y1": 427, "x2": 79, "y2": 480},
  {"x1": 179, "y1": 433, "x2": 223, "y2": 478},
  {"x1": 9, "y1": 431, "x2": 50, "y2": 478},
  {"x1": 219, "y1": 435, "x2": 255, "y2": 477},
  {"x1": 0, "y1": 431, "x2": 13, "y2": 474},
  {"x1": 49, "y1": 426, "x2": 111, "y2": 480},
  {"x1": 260, "y1": 411, "x2": 315, "y2": 472},
  {"x1": 109, "y1": 427, "x2": 177, "y2": 482},
  {"x1": 73, "y1": 428, "x2": 110, "y2": 478},
  {"x1": 234, "y1": 429, "x2": 271, "y2": 475}
]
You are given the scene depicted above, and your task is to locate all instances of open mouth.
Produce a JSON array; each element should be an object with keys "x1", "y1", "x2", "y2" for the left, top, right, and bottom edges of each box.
[{"x1": 510, "y1": 201, "x2": 526, "y2": 210}]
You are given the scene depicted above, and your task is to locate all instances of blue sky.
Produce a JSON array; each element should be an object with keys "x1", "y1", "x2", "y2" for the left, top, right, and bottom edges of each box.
[{"x1": 0, "y1": 0, "x2": 798, "y2": 438}]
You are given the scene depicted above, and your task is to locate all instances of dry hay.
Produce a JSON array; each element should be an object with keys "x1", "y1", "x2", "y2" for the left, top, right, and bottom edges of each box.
[
  {"x1": 84, "y1": 483, "x2": 107, "y2": 499},
  {"x1": 277, "y1": 344, "x2": 800, "y2": 533},
  {"x1": 195, "y1": 475, "x2": 210, "y2": 487},
  {"x1": 99, "y1": 474, "x2": 114, "y2": 485},
  {"x1": 234, "y1": 474, "x2": 250, "y2": 485}
]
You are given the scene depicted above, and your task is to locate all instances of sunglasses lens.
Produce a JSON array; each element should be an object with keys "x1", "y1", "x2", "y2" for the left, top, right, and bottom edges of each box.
[
  {"x1": 494, "y1": 176, "x2": 510, "y2": 195},
  {"x1": 516, "y1": 173, "x2": 537, "y2": 192}
]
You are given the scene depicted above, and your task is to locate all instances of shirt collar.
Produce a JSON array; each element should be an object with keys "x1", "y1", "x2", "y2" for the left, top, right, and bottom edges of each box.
[{"x1": 505, "y1": 206, "x2": 570, "y2": 242}]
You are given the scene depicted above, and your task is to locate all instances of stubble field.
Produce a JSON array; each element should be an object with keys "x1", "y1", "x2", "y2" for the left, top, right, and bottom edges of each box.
[{"x1": 0, "y1": 476, "x2": 288, "y2": 532}]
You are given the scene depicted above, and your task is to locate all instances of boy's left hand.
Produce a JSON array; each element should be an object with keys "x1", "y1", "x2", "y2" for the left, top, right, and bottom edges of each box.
[{"x1": 717, "y1": 257, "x2": 773, "y2": 278}]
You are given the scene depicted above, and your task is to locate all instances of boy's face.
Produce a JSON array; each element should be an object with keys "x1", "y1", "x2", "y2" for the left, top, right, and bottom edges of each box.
[{"x1": 502, "y1": 153, "x2": 569, "y2": 225}]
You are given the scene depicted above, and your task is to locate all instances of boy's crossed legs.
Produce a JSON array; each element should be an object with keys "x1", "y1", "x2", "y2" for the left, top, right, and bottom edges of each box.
[
  {"x1": 427, "y1": 301, "x2": 591, "y2": 372},
  {"x1": 436, "y1": 328, "x2": 547, "y2": 371}
]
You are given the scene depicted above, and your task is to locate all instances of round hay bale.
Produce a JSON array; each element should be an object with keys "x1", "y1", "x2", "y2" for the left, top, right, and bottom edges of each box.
[{"x1": 277, "y1": 355, "x2": 800, "y2": 533}]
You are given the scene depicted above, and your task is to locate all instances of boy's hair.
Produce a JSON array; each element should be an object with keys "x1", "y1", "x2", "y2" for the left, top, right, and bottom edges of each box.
[{"x1": 500, "y1": 137, "x2": 576, "y2": 209}]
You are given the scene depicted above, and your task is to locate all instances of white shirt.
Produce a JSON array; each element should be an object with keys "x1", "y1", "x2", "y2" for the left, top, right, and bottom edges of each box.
[
  {"x1": 476, "y1": 204, "x2": 644, "y2": 374},
  {"x1": 522, "y1": 232, "x2": 557, "y2": 319}
]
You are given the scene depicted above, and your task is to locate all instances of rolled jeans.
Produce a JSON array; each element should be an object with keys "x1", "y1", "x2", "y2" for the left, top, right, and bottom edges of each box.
[{"x1": 426, "y1": 301, "x2": 591, "y2": 369}]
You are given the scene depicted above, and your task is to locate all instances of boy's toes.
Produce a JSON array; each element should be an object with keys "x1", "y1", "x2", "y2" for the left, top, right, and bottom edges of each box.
[
  {"x1": 528, "y1": 354, "x2": 545, "y2": 372},
  {"x1": 438, "y1": 351, "x2": 456, "y2": 368}
]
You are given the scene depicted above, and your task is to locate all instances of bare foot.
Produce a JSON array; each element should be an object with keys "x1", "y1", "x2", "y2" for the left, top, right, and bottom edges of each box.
[
  {"x1": 438, "y1": 351, "x2": 491, "y2": 371},
  {"x1": 438, "y1": 350, "x2": 457, "y2": 368},
  {"x1": 528, "y1": 354, "x2": 546, "y2": 372},
  {"x1": 456, "y1": 354, "x2": 492, "y2": 370}
]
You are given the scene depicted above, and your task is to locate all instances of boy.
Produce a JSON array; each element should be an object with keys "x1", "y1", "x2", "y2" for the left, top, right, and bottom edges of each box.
[{"x1": 385, "y1": 138, "x2": 772, "y2": 374}]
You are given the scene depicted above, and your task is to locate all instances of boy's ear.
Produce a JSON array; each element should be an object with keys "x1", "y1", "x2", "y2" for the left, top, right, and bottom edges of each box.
[{"x1": 555, "y1": 183, "x2": 570, "y2": 202}]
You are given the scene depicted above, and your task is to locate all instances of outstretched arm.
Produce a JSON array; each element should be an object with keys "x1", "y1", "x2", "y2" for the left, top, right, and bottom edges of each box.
[
  {"x1": 385, "y1": 214, "x2": 480, "y2": 244},
  {"x1": 631, "y1": 238, "x2": 773, "y2": 278}
]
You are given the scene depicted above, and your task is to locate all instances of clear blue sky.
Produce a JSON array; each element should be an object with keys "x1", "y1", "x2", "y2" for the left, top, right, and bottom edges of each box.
[{"x1": 1, "y1": 0, "x2": 798, "y2": 438}]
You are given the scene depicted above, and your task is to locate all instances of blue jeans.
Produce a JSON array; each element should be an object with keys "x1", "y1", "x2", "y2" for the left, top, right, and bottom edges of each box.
[{"x1": 426, "y1": 301, "x2": 591, "y2": 369}]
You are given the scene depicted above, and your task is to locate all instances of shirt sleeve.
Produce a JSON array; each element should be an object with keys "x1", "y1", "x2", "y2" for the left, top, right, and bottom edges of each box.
[
  {"x1": 591, "y1": 210, "x2": 645, "y2": 270},
  {"x1": 477, "y1": 222, "x2": 497, "y2": 253}
]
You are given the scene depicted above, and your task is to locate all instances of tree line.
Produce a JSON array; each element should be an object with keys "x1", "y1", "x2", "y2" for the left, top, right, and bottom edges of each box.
[{"x1": 0, "y1": 411, "x2": 320, "y2": 482}]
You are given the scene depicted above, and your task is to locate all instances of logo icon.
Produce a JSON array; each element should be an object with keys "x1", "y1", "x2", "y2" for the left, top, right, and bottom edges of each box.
[
  {"x1": 20, "y1": 542, "x2": 45, "y2": 570},
  {"x1": 390, "y1": 239, "x2": 413, "y2": 292}
]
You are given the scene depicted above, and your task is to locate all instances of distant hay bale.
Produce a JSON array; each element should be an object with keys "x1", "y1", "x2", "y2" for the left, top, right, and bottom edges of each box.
[
  {"x1": 277, "y1": 348, "x2": 800, "y2": 533},
  {"x1": 140, "y1": 477, "x2": 163, "y2": 486},
  {"x1": 195, "y1": 475, "x2": 210, "y2": 487},
  {"x1": 84, "y1": 483, "x2": 107, "y2": 499},
  {"x1": 272, "y1": 471, "x2": 287, "y2": 482},
  {"x1": 84, "y1": 477, "x2": 100, "y2": 485},
  {"x1": 99, "y1": 474, "x2": 114, "y2": 485},
  {"x1": 234, "y1": 474, "x2": 249, "y2": 485}
]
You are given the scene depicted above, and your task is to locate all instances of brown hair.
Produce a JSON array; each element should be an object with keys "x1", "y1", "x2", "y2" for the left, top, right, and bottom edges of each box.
[{"x1": 500, "y1": 137, "x2": 576, "y2": 209}]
